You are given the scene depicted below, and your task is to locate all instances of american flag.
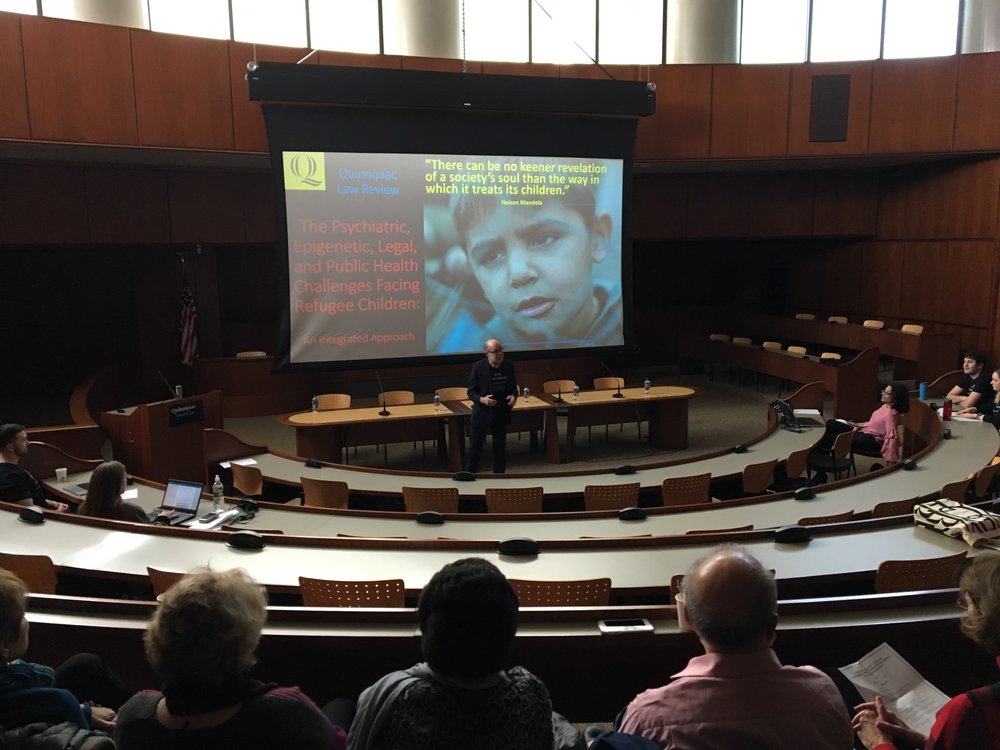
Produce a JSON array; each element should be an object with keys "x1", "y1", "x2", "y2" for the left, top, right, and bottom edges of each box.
[{"x1": 180, "y1": 278, "x2": 199, "y2": 366}]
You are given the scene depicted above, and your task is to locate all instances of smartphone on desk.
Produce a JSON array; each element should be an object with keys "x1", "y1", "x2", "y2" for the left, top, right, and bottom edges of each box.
[
  {"x1": 198, "y1": 511, "x2": 220, "y2": 523},
  {"x1": 598, "y1": 618, "x2": 654, "y2": 634}
]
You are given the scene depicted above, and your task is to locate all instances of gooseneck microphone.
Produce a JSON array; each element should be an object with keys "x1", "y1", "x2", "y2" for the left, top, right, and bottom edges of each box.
[
  {"x1": 544, "y1": 364, "x2": 565, "y2": 403},
  {"x1": 375, "y1": 370, "x2": 390, "y2": 416},
  {"x1": 601, "y1": 362, "x2": 625, "y2": 398},
  {"x1": 157, "y1": 370, "x2": 179, "y2": 400}
]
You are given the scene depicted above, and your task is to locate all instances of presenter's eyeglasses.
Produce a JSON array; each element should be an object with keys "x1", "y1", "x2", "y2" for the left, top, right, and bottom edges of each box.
[{"x1": 487, "y1": 347, "x2": 503, "y2": 354}]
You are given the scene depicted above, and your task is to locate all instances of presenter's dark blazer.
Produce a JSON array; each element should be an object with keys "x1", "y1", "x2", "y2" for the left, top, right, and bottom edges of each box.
[{"x1": 467, "y1": 358, "x2": 517, "y2": 428}]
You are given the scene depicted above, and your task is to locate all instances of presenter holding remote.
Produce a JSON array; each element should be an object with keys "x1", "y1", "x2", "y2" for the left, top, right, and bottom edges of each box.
[{"x1": 464, "y1": 339, "x2": 517, "y2": 474}]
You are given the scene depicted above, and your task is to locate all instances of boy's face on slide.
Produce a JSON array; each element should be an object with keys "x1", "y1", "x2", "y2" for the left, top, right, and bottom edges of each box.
[{"x1": 465, "y1": 203, "x2": 609, "y2": 339}]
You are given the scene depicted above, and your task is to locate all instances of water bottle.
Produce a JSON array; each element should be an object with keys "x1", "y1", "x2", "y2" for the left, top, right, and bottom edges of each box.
[
  {"x1": 311, "y1": 395, "x2": 319, "y2": 412},
  {"x1": 572, "y1": 384, "x2": 580, "y2": 401},
  {"x1": 522, "y1": 386, "x2": 530, "y2": 400},
  {"x1": 433, "y1": 394, "x2": 441, "y2": 411},
  {"x1": 212, "y1": 474, "x2": 225, "y2": 512},
  {"x1": 943, "y1": 399, "x2": 952, "y2": 421},
  {"x1": 918, "y1": 382, "x2": 927, "y2": 400},
  {"x1": 644, "y1": 378, "x2": 651, "y2": 395}
]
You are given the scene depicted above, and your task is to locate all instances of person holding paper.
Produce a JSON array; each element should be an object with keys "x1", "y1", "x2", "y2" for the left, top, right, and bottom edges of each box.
[{"x1": 854, "y1": 553, "x2": 1000, "y2": 749}]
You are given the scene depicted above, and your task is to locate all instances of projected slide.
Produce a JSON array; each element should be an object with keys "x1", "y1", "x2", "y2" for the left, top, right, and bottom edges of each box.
[{"x1": 283, "y1": 152, "x2": 624, "y2": 364}]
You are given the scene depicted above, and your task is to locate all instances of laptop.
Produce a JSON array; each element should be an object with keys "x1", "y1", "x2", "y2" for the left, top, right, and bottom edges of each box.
[{"x1": 149, "y1": 479, "x2": 204, "y2": 525}]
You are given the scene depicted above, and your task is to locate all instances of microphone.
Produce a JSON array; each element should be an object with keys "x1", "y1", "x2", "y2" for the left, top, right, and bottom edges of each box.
[
  {"x1": 544, "y1": 364, "x2": 565, "y2": 403},
  {"x1": 375, "y1": 370, "x2": 390, "y2": 416},
  {"x1": 601, "y1": 362, "x2": 625, "y2": 398},
  {"x1": 157, "y1": 370, "x2": 179, "y2": 400}
]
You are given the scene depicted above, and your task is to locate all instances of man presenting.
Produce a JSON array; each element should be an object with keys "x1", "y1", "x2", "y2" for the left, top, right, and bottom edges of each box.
[
  {"x1": 620, "y1": 545, "x2": 852, "y2": 749},
  {"x1": 0, "y1": 423, "x2": 69, "y2": 511},
  {"x1": 946, "y1": 350, "x2": 992, "y2": 410},
  {"x1": 464, "y1": 339, "x2": 517, "y2": 474}
]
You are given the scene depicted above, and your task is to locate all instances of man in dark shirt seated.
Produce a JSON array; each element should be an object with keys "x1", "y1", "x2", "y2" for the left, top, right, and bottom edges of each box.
[
  {"x1": 947, "y1": 351, "x2": 992, "y2": 411},
  {"x1": 0, "y1": 423, "x2": 68, "y2": 512}
]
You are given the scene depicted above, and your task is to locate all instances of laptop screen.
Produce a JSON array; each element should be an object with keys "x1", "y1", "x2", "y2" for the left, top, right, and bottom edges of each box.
[{"x1": 161, "y1": 479, "x2": 204, "y2": 512}]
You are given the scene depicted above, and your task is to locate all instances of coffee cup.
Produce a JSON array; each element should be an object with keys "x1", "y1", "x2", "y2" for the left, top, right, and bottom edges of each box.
[{"x1": 55, "y1": 467, "x2": 67, "y2": 482}]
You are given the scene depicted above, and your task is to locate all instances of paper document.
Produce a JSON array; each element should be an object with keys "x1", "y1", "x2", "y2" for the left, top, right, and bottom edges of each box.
[
  {"x1": 120, "y1": 489, "x2": 138, "y2": 500},
  {"x1": 793, "y1": 408, "x2": 821, "y2": 416},
  {"x1": 839, "y1": 642, "x2": 949, "y2": 737},
  {"x1": 219, "y1": 458, "x2": 259, "y2": 469}
]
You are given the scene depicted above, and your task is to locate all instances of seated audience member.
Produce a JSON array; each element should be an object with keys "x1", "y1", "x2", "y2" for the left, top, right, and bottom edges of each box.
[
  {"x1": 0, "y1": 423, "x2": 68, "y2": 512},
  {"x1": 947, "y1": 351, "x2": 992, "y2": 410},
  {"x1": 349, "y1": 558, "x2": 556, "y2": 750},
  {"x1": 114, "y1": 567, "x2": 345, "y2": 749},
  {"x1": 78, "y1": 460, "x2": 170, "y2": 523},
  {"x1": 854, "y1": 553, "x2": 1000, "y2": 749},
  {"x1": 619, "y1": 545, "x2": 852, "y2": 749},
  {"x1": 957, "y1": 369, "x2": 1000, "y2": 429},
  {"x1": 0, "y1": 568, "x2": 125, "y2": 731}
]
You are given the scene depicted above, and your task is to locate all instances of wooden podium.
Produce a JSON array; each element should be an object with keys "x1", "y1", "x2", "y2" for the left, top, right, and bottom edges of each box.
[{"x1": 101, "y1": 391, "x2": 222, "y2": 483}]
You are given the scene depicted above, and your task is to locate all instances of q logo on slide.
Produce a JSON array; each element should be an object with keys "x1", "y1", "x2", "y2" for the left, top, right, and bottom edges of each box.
[{"x1": 283, "y1": 152, "x2": 325, "y2": 190}]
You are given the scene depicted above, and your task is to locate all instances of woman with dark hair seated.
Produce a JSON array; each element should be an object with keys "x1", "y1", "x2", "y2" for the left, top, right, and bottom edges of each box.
[
  {"x1": 854, "y1": 553, "x2": 1000, "y2": 749},
  {"x1": 114, "y1": 568, "x2": 346, "y2": 749},
  {"x1": 348, "y1": 558, "x2": 556, "y2": 750},
  {"x1": 79, "y1": 461, "x2": 151, "y2": 523}
]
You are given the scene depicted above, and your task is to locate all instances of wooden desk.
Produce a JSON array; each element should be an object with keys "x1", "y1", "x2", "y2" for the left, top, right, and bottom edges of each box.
[
  {"x1": 678, "y1": 336, "x2": 879, "y2": 421},
  {"x1": 742, "y1": 314, "x2": 958, "y2": 383},
  {"x1": 542, "y1": 386, "x2": 698, "y2": 462},
  {"x1": 444, "y1": 397, "x2": 560, "y2": 467}
]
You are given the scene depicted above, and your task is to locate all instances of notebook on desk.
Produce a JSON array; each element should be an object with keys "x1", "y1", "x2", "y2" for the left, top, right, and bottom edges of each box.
[
  {"x1": 149, "y1": 479, "x2": 204, "y2": 525},
  {"x1": 64, "y1": 482, "x2": 89, "y2": 497}
]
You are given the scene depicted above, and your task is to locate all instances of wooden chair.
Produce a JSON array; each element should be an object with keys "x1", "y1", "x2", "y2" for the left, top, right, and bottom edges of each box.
[
  {"x1": 583, "y1": 482, "x2": 640, "y2": 511},
  {"x1": 0, "y1": 552, "x2": 57, "y2": 594},
  {"x1": 741, "y1": 459, "x2": 778, "y2": 495},
  {"x1": 863, "y1": 319, "x2": 885, "y2": 330},
  {"x1": 435, "y1": 387, "x2": 468, "y2": 402},
  {"x1": 708, "y1": 333, "x2": 730, "y2": 342},
  {"x1": 235, "y1": 350, "x2": 267, "y2": 359},
  {"x1": 827, "y1": 316, "x2": 848, "y2": 324},
  {"x1": 300, "y1": 476, "x2": 349, "y2": 509},
  {"x1": 509, "y1": 577, "x2": 611, "y2": 607},
  {"x1": 787, "y1": 345, "x2": 807, "y2": 356},
  {"x1": 798, "y1": 510, "x2": 855, "y2": 526},
  {"x1": 775, "y1": 446, "x2": 812, "y2": 491},
  {"x1": 543, "y1": 380, "x2": 577, "y2": 397},
  {"x1": 591, "y1": 377, "x2": 638, "y2": 438},
  {"x1": 807, "y1": 429, "x2": 855, "y2": 482},
  {"x1": 871, "y1": 496, "x2": 920, "y2": 518},
  {"x1": 874, "y1": 552, "x2": 968, "y2": 594},
  {"x1": 973, "y1": 461, "x2": 1000, "y2": 500},
  {"x1": 901, "y1": 324, "x2": 924, "y2": 335},
  {"x1": 378, "y1": 390, "x2": 415, "y2": 407},
  {"x1": 661, "y1": 473, "x2": 711, "y2": 507},
  {"x1": 299, "y1": 577, "x2": 405, "y2": 608},
  {"x1": 794, "y1": 313, "x2": 815, "y2": 320},
  {"x1": 231, "y1": 463, "x2": 263, "y2": 498},
  {"x1": 732, "y1": 336, "x2": 752, "y2": 346},
  {"x1": 485, "y1": 486, "x2": 543, "y2": 513},
  {"x1": 762, "y1": 341, "x2": 782, "y2": 351},
  {"x1": 939, "y1": 477, "x2": 973, "y2": 504},
  {"x1": 315, "y1": 393, "x2": 351, "y2": 411},
  {"x1": 820, "y1": 352, "x2": 842, "y2": 362},
  {"x1": 401, "y1": 486, "x2": 459, "y2": 513},
  {"x1": 686, "y1": 525, "x2": 753, "y2": 534},
  {"x1": 146, "y1": 567, "x2": 184, "y2": 598}
]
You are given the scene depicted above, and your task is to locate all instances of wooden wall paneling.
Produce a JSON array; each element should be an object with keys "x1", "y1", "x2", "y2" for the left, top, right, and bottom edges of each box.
[
  {"x1": 869, "y1": 57, "x2": 958, "y2": 154},
  {"x1": 242, "y1": 171, "x2": 276, "y2": 243},
  {"x1": 85, "y1": 168, "x2": 170, "y2": 244},
  {"x1": 787, "y1": 62, "x2": 873, "y2": 156},
  {"x1": 0, "y1": 164, "x2": 89, "y2": 244},
  {"x1": 167, "y1": 172, "x2": 246, "y2": 243},
  {"x1": 134, "y1": 250, "x2": 186, "y2": 388},
  {"x1": 955, "y1": 53, "x2": 1000, "y2": 152},
  {"x1": 946, "y1": 159, "x2": 1000, "y2": 239},
  {"x1": 131, "y1": 29, "x2": 234, "y2": 150},
  {"x1": 859, "y1": 240, "x2": 903, "y2": 319},
  {"x1": 230, "y1": 42, "x2": 312, "y2": 153},
  {"x1": 818, "y1": 243, "x2": 863, "y2": 313},
  {"x1": 20, "y1": 15, "x2": 137, "y2": 145},
  {"x1": 709, "y1": 65, "x2": 791, "y2": 158},
  {"x1": 812, "y1": 171, "x2": 878, "y2": 236},
  {"x1": 899, "y1": 241, "x2": 948, "y2": 324},
  {"x1": 0, "y1": 12, "x2": 29, "y2": 138},
  {"x1": 557, "y1": 64, "x2": 637, "y2": 81},
  {"x1": 875, "y1": 168, "x2": 909, "y2": 240},
  {"x1": 631, "y1": 174, "x2": 686, "y2": 239},
  {"x1": 901, "y1": 165, "x2": 961, "y2": 240},
  {"x1": 480, "y1": 61, "x2": 559, "y2": 77},
  {"x1": 746, "y1": 173, "x2": 814, "y2": 237},
  {"x1": 941, "y1": 241, "x2": 996, "y2": 327},
  {"x1": 635, "y1": 65, "x2": 712, "y2": 161},
  {"x1": 191, "y1": 248, "x2": 222, "y2": 358},
  {"x1": 684, "y1": 174, "x2": 749, "y2": 237},
  {"x1": 401, "y1": 55, "x2": 472, "y2": 73},
  {"x1": 782, "y1": 246, "x2": 827, "y2": 312}
]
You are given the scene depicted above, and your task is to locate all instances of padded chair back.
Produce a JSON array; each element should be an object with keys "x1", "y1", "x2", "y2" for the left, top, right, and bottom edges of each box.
[
  {"x1": 827, "y1": 316, "x2": 848, "y2": 324},
  {"x1": 874, "y1": 551, "x2": 968, "y2": 594},
  {"x1": 509, "y1": 577, "x2": 611, "y2": 607},
  {"x1": 401, "y1": 486, "x2": 459, "y2": 513},
  {"x1": 435, "y1": 387, "x2": 469, "y2": 402},
  {"x1": 583, "y1": 482, "x2": 640, "y2": 511},
  {"x1": 901, "y1": 324, "x2": 924, "y2": 335},
  {"x1": 820, "y1": 352, "x2": 842, "y2": 362},
  {"x1": 685, "y1": 524, "x2": 753, "y2": 534},
  {"x1": 378, "y1": 390, "x2": 415, "y2": 407},
  {"x1": 300, "y1": 476, "x2": 349, "y2": 509},
  {"x1": 742, "y1": 459, "x2": 777, "y2": 495},
  {"x1": 762, "y1": 341, "x2": 782, "y2": 351},
  {"x1": 593, "y1": 376, "x2": 625, "y2": 390},
  {"x1": 485, "y1": 486, "x2": 543, "y2": 513},
  {"x1": 787, "y1": 345, "x2": 808, "y2": 356},
  {"x1": 939, "y1": 477, "x2": 973, "y2": 504},
  {"x1": 660, "y1": 473, "x2": 711, "y2": 507},
  {"x1": 863, "y1": 319, "x2": 885, "y2": 330},
  {"x1": 0, "y1": 552, "x2": 57, "y2": 594},
  {"x1": 794, "y1": 313, "x2": 815, "y2": 320},
  {"x1": 235, "y1": 350, "x2": 267, "y2": 359},
  {"x1": 798, "y1": 510, "x2": 855, "y2": 526},
  {"x1": 299, "y1": 577, "x2": 405, "y2": 607},
  {"x1": 544, "y1": 380, "x2": 577, "y2": 395},
  {"x1": 147, "y1": 567, "x2": 185, "y2": 598},
  {"x1": 315, "y1": 393, "x2": 351, "y2": 411},
  {"x1": 871, "y1": 496, "x2": 919, "y2": 518},
  {"x1": 974, "y1": 461, "x2": 1000, "y2": 499},
  {"x1": 231, "y1": 463, "x2": 263, "y2": 497},
  {"x1": 732, "y1": 337, "x2": 752, "y2": 346},
  {"x1": 708, "y1": 333, "x2": 730, "y2": 342}
]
